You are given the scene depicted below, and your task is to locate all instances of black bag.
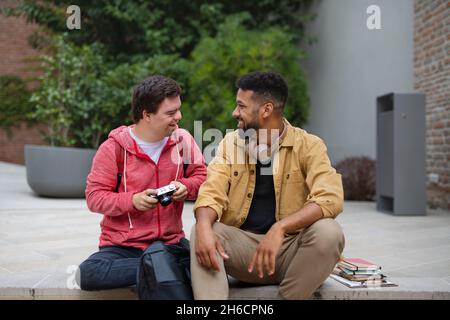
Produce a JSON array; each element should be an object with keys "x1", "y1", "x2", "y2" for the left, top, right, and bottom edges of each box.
[{"x1": 137, "y1": 238, "x2": 194, "y2": 300}]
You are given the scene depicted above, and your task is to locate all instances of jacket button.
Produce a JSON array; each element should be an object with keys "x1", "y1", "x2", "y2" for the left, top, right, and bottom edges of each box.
[
  {"x1": 286, "y1": 174, "x2": 290, "y2": 179},
  {"x1": 234, "y1": 171, "x2": 238, "y2": 176},
  {"x1": 250, "y1": 169, "x2": 255, "y2": 175},
  {"x1": 247, "y1": 193, "x2": 252, "y2": 198}
]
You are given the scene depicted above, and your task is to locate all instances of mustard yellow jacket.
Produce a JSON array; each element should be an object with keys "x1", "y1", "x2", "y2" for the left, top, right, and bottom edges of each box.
[{"x1": 194, "y1": 119, "x2": 343, "y2": 228}]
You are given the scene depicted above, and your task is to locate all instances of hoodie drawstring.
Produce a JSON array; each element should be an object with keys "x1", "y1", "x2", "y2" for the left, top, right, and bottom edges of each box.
[
  {"x1": 123, "y1": 148, "x2": 134, "y2": 229},
  {"x1": 175, "y1": 141, "x2": 181, "y2": 181}
]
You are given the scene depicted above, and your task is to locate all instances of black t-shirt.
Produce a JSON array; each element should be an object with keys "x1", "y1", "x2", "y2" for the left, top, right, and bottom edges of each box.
[{"x1": 240, "y1": 161, "x2": 276, "y2": 234}]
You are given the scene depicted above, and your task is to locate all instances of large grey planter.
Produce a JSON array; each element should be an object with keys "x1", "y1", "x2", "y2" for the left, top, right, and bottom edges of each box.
[{"x1": 24, "y1": 145, "x2": 96, "y2": 198}]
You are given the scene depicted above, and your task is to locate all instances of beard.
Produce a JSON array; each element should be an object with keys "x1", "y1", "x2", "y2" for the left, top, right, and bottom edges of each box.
[
  {"x1": 236, "y1": 116, "x2": 259, "y2": 131},
  {"x1": 236, "y1": 118, "x2": 260, "y2": 141}
]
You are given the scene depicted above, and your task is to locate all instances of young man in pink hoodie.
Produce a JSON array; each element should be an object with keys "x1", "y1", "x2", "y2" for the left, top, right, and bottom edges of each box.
[{"x1": 78, "y1": 75, "x2": 206, "y2": 297}]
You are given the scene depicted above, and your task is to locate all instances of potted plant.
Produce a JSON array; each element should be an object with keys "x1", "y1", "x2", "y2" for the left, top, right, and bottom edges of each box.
[{"x1": 25, "y1": 36, "x2": 132, "y2": 197}]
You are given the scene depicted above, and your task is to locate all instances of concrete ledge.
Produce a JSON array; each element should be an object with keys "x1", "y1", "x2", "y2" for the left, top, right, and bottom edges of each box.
[
  {"x1": 0, "y1": 287, "x2": 136, "y2": 300},
  {"x1": 2, "y1": 277, "x2": 450, "y2": 300},
  {"x1": 229, "y1": 277, "x2": 450, "y2": 300}
]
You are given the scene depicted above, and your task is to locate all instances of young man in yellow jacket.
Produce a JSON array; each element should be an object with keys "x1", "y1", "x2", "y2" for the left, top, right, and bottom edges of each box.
[{"x1": 191, "y1": 71, "x2": 345, "y2": 300}]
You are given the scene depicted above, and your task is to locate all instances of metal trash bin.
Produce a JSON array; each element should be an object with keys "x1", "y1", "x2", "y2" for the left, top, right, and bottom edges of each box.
[{"x1": 376, "y1": 93, "x2": 426, "y2": 215}]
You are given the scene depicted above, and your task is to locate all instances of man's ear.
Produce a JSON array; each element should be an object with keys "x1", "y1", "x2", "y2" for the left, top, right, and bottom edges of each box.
[
  {"x1": 261, "y1": 102, "x2": 274, "y2": 118},
  {"x1": 142, "y1": 110, "x2": 152, "y2": 122}
]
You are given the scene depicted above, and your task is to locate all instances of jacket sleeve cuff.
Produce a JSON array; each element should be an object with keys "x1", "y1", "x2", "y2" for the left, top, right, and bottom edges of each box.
[
  {"x1": 177, "y1": 177, "x2": 194, "y2": 199},
  {"x1": 121, "y1": 191, "x2": 140, "y2": 214},
  {"x1": 304, "y1": 197, "x2": 342, "y2": 219},
  {"x1": 193, "y1": 202, "x2": 223, "y2": 220}
]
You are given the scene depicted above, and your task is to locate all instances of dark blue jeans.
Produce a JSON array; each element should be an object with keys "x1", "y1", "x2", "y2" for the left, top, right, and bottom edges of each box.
[
  {"x1": 78, "y1": 238, "x2": 191, "y2": 292},
  {"x1": 78, "y1": 246, "x2": 143, "y2": 290}
]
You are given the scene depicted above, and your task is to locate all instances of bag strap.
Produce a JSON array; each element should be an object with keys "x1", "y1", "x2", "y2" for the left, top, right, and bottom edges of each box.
[
  {"x1": 114, "y1": 142, "x2": 124, "y2": 192},
  {"x1": 183, "y1": 163, "x2": 188, "y2": 177},
  {"x1": 177, "y1": 145, "x2": 188, "y2": 178}
]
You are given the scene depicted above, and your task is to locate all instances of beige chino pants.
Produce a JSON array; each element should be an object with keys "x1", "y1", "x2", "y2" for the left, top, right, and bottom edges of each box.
[{"x1": 190, "y1": 218, "x2": 345, "y2": 300}]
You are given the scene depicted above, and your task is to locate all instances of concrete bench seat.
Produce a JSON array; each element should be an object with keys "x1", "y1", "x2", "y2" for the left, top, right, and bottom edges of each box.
[{"x1": 1, "y1": 276, "x2": 450, "y2": 300}]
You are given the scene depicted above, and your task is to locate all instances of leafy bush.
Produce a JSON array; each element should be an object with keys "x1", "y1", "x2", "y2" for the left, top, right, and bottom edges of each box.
[
  {"x1": 0, "y1": 75, "x2": 33, "y2": 134},
  {"x1": 3, "y1": 1, "x2": 315, "y2": 59},
  {"x1": 30, "y1": 19, "x2": 310, "y2": 148},
  {"x1": 335, "y1": 156, "x2": 376, "y2": 201},
  {"x1": 30, "y1": 35, "x2": 190, "y2": 148},
  {"x1": 4, "y1": 1, "x2": 316, "y2": 148},
  {"x1": 181, "y1": 14, "x2": 310, "y2": 134},
  {"x1": 30, "y1": 36, "x2": 107, "y2": 147}
]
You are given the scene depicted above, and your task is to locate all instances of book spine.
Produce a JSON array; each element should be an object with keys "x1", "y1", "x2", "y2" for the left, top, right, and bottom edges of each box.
[
  {"x1": 339, "y1": 267, "x2": 382, "y2": 275},
  {"x1": 339, "y1": 263, "x2": 381, "y2": 272},
  {"x1": 339, "y1": 262, "x2": 358, "y2": 271}
]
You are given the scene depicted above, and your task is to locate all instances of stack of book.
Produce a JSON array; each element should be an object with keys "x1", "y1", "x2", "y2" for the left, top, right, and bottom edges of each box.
[{"x1": 330, "y1": 258, "x2": 397, "y2": 288}]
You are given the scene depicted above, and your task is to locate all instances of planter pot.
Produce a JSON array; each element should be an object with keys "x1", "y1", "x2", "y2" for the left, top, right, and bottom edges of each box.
[{"x1": 24, "y1": 144, "x2": 96, "y2": 198}]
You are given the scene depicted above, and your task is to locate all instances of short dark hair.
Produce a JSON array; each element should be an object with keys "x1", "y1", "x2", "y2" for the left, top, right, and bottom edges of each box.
[
  {"x1": 236, "y1": 71, "x2": 288, "y2": 113},
  {"x1": 131, "y1": 75, "x2": 181, "y2": 122}
]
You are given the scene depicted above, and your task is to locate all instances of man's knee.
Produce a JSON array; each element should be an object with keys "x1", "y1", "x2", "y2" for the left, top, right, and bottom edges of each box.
[
  {"x1": 212, "y1": 221, "x2": 231, "y2": 236},
  {"x1": 78, "y1": 259, "x2": 107, "y2": 291},
  {"x1": 189, "y1": 225, "x2": 197, "y2": 252},
  {"x1": 303, "y1": 218, "x2": 345, "y2": 255}
]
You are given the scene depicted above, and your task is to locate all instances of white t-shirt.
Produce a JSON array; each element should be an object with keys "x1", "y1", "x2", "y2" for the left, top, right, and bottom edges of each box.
[{"x1": 129, "y1": 128, "x2": 168, "y2": 164}]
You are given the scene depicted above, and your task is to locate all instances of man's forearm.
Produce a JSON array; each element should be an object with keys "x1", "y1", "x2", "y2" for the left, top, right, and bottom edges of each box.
[
  {"x1": 195, "y1": 206, "x2": 219, "y2": 227},
  {"x1": 277, "y1": 202, "x2": 323, "y2": 233}
]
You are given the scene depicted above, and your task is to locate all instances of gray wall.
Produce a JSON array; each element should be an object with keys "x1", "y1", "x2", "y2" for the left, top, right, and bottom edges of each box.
[{"x1": 302, "y1": 0, "x2": 415, "y2": 164}]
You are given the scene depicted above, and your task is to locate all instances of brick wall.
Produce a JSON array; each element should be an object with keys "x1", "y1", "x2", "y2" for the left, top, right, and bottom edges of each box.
[
  {"x1": 0, "y1": 124, "x2": 48, "y2": 164},
  {"x1": 0, "y1": 0, "x2": 47, "y2": 164},
  {"x1": 414, "y1": 0, "x2": 450, "y2": 210},
  {"x1": 0, "y1": 0, "x2": 40, "y2": 82}
]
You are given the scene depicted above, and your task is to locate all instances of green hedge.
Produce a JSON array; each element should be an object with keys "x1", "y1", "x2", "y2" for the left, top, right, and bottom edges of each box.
[{"x1": 0, "y1": 75, "x2": 33, "y2": 135}]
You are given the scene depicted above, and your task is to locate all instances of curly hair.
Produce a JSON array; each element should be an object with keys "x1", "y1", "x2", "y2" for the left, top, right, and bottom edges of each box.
[{"x1": 236, "y1": 71, "x2": 288, "y2": 113}]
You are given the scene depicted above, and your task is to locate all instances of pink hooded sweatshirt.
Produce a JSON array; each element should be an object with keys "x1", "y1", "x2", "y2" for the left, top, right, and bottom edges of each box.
[{"x1": 85, "y1": 125, "x2": 206, "y2": 250}]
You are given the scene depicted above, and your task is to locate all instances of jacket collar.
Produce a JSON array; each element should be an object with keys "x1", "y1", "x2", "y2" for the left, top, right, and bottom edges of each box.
[
  {"x1": 279, "y1": 118, "x2": 295, "y2": 147},
  {"x1": 124, "y1": 125, "x2": 180, "y2": 160}
]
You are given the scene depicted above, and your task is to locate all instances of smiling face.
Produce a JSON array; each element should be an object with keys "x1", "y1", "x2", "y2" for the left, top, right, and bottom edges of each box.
[
  {"x1": 232, "y1": 89, "x2": 261, "y2": 132},
  {"x1": 143, "y1": 96, "x2": 182, "y2": 138}
]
